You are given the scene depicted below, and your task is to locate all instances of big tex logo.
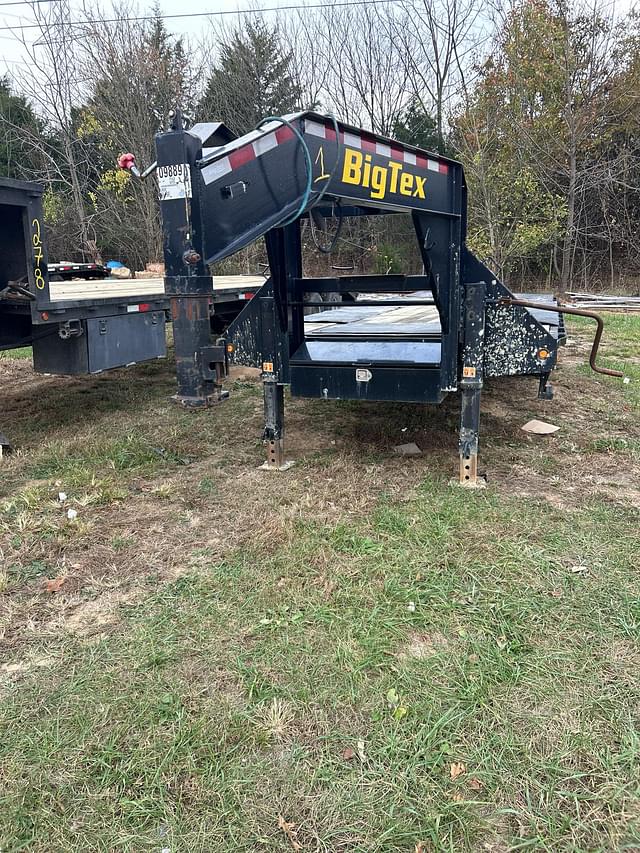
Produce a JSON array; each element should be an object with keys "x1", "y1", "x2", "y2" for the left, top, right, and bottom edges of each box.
[{"x1": 341, "y1": 148, "x2": 426, "y2": 201}]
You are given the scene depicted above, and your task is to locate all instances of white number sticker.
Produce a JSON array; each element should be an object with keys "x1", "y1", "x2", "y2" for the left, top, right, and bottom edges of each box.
[{"x1": 157, "y1": 163, "x2": 192, "y2": 200}]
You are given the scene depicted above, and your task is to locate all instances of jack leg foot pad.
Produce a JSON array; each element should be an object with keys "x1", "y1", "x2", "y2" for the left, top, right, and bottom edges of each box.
[{"x1": 261, "y1": 438, "x2": 294, "y2": 471}]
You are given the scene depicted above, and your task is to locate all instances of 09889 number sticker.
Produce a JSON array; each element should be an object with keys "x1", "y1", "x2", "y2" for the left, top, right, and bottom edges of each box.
[{"x1": 157, "y1": 163, "x2": 192, "y2": 201}]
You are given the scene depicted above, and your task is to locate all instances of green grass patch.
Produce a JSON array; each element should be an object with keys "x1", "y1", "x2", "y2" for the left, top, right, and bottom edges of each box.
[
  {"x1": 25, "y1": 431, "x2": 185, "y2": 486},
  {"x1": 1, "y1": 486, "x2": 639, "y2": 851},
  {"x1": 0, "y1": 345, "x2": 32, "y2": 360},
  {"x1": 1, "y1": 315, "x2": 639, "y2": 851}
]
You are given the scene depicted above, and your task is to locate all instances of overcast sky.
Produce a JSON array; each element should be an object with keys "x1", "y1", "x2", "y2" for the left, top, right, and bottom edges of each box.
[
  {"x1": 1, "y1": 0, "x2": 636, "y2": 92},
  {"x1": 0, "y1": 0, "x2": 292, "y2": 76}
]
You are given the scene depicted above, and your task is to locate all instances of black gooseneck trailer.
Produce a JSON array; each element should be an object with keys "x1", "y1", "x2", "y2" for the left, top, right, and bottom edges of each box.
[{"x1": 142, "y1": 110, "x2": 620, "y2": 485}]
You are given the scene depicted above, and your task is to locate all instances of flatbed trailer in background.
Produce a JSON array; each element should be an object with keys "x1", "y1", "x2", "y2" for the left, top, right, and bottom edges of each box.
[
  {"x1": 0, "y1": 176, "x2": 263, "y2": 448},
  {"x1": 46, "y1": 274, "x2": 264, "y2": 334},
  {"x1": 48, "y1": 261, "x2": 110, "y2": 281}
]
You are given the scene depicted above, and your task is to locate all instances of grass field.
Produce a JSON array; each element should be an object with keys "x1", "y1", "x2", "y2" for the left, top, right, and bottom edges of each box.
[{"x1": 0, "y1": 317, "x2": 639, "y2": 852}]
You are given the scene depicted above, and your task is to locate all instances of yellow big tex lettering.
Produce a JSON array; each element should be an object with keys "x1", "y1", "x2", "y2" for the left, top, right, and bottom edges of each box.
[{"x1": 341, "y1": 148, "x2": 426, "y2": 200}]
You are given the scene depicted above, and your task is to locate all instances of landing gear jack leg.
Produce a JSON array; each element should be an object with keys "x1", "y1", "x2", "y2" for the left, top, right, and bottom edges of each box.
[
  {"x1": 538, "y1": 372, "x2": 553, "y2": 401},
  {"x1": 172, "y1": 295, "x2": 228, "y2": 407},
  {"x1": 459, "y1": 385, "x2": 482, "y2": 486},
  {"x1": 261, "y1": 379, "x2": 293, "y2": 471},
  {"x1": 458, "y1": 281, "x2": 486, "y2": 488}
]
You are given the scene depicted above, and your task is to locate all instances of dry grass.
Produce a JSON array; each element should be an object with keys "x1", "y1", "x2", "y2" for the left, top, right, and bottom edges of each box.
[{"x1": 0, "y1": 318, "x2": 639, "y2": 851}]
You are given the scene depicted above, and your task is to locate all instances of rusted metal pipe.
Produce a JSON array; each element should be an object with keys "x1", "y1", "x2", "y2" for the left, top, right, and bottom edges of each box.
[{"x1": 499, "y1": 297, "x2": 624, "y2": 378}]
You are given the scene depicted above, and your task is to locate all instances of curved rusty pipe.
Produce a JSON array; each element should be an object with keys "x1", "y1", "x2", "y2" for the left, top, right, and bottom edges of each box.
[{"x1": 499, "y1": 297, "x2": 624, "y2": 378}]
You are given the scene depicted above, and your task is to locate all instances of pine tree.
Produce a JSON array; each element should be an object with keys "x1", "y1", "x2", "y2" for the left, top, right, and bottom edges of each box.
[
  {"x1": 199, "y1": 20, "x2": 302, "y2": 134},
  {"x1": 0, "y1": 76, "x2": 42, "y2": 178},
  {"x1": 392, "y1": 99, "x2": 440, "y2": 154}
]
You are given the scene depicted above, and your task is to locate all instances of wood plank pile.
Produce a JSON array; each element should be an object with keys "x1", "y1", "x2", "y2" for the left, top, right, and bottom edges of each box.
[{"x1": 565, "y1": 292, "x2": 640, "y2": 311}]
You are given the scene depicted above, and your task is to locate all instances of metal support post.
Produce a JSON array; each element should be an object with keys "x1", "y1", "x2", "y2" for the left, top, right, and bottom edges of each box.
[
  {"x1": 459, "y1": 281, "x2": 486, "y2": 486},
  {"x1": 261, "y1": 379, "x2": 292, "y2": 470},
  {"x1": 170, "y1": 289, "x2": 226, "y2": 407},
  {"x1": 155, "y1": 111, "x2": 229, "y2": 408},
  {"x1": 538, "y1": 372, "x2": 553, "y2": 400},
  {"x1": 0, "y1": 431, "x2": 12, "y2": 459}
]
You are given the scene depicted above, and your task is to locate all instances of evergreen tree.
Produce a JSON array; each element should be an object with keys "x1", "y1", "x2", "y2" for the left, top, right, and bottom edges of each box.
[
  {"x1": 143, "y1": 5, "x2": 193, "y2": 128},
  {"x1": 199, "y1": 20, "x2": 302, "y2": 134},
  {"x1": 0, "y1": 76, "x2": 42, "y2": 178},
  {"x1": 392, "y1": 99, "x2": 440, "y2": 154}
]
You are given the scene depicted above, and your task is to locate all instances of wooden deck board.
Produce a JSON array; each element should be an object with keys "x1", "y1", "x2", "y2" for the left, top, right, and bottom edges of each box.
[
  {"x1": 48, "y1": 275, "x2": 265, "y2": 302},
  {"x1": 304, "y1": 299, "x2": 441, "y2": 338}
]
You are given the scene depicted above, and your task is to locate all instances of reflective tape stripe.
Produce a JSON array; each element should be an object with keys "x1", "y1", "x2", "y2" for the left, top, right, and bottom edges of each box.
[
  {"x1": 201, "y1": 116, "x2": 452, "y2": 185},
  {"x1": 201, "y1": 156, "x2": 231, "y2": 184},
  {"x1": 306, "y1": 120, "x2": 326, "y2": 138},
  {"x1": 253, "y1": 132, "x2": 278, "y2": 157}
]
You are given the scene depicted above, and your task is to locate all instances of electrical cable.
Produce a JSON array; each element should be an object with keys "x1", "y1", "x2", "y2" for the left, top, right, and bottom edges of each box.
[
  {"x1": 310, "y1": 200, "x2": 344, "y2": 254},
  {"x1": 254, "y1": 111, "x2": 342, "y2": 230},
  {"x1": 0, "y1": 0, "x2": 405, "y2": 32},
  {"x1": 255, "y1": 115, "x2": 313, "y2": 227},
  {"x1": 306, "y1": 111, "x2": 343, "y2": 252},
  {"x1": 309, "y1": 111, "x2": 341, "y2": 208},
  {"x1": 0, "y1": 0, "x2": 64, "y2": 6}
]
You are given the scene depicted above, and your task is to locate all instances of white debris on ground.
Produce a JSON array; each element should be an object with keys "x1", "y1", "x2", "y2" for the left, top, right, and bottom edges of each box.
[
  {"x1": 521, "y1": 419, "x2": 560, "y2": 435},
  {"x1": 393, "y1": 442, "x2": 422, "y2": 456}
]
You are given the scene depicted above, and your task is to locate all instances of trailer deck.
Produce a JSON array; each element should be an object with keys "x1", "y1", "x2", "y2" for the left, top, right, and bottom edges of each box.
[
  {"x1": 48, "y1": 275, "x2": 265, "y2": 302},
  {"x1": 304, "y1": 292, "x2": 563, "y2": 342}
]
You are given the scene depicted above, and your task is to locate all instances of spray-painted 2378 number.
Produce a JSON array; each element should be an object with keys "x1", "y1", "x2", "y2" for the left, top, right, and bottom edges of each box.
[{"x1": 32, "y1": 217, "x2": 46, "y2": 290}]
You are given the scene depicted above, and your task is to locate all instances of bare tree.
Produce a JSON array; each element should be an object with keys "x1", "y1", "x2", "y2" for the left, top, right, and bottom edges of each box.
[
  {"x1": 287, "y1": 1, "x2": 411, "y2": 135},
  {"x1": 78, "y1": 0, "x2": 199, "y2": 266},
  {"x1": 5, "y1": 0, "x2": 97, "y2": 259},
  {"x1": 552, "y1": 0, "x2": 618, "y2": 294},
  {"x1": 392, "y1": 0, "x2": 484, "y2": 152}
]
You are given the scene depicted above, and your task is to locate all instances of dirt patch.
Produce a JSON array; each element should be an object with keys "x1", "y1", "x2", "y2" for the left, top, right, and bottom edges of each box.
[
  {"x1": 1, "y1": 653, "x2": 56, "y2": 676},
  {"x1": 58, "y1": 586, "x2": 146, "y2": 638},
  {"x1": 399, "y1": 630, "x2": 451, "y2": 660}
]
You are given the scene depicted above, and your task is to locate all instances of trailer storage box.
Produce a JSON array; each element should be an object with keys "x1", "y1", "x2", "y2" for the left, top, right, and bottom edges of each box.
[{"x1": 32, "y1": 310, "x2": 166, "y2": 375}]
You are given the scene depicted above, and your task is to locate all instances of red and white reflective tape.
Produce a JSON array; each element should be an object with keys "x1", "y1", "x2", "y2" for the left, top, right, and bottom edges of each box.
[
  {"x1": 202, "y1": 122, "x2": 295, "y2": 184},
  {"x1": 201, "y1": 117, "x2": 449, "y2": 185},
  {"x1": 305, "y1": 119, "x2": 449, "y2": 175}
]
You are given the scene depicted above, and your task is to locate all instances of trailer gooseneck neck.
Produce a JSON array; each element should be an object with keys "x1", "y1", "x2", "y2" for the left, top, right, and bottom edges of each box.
[{"x1": 139, "y1": 109, "x2": 621, "y2": 484}]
